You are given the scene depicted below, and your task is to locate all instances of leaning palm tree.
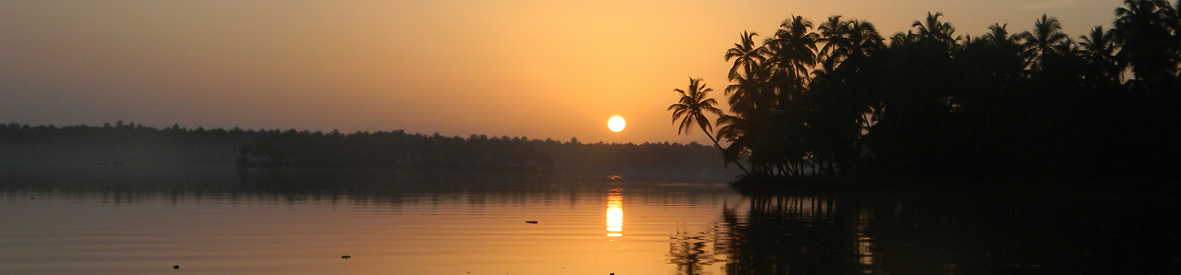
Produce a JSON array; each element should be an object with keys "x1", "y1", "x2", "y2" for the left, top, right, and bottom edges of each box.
[{"x1": 669, "y1": 78, "x2": 750, "y2": 174}]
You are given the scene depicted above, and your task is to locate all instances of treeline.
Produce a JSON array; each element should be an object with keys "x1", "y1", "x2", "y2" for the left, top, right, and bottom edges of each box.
[
  {"x1": 239, "y1": 130, "x2": 554, "y2": 171},
  {"x1": 699, "y1": 0, "x2": 1181, "y2": 180},
  {"x1": 239, "y1": 130, "x2": 741, "y2": 180},
  {"x1": 1, "y1": 122, "x2": 741, "y2": 181},
  {"x1": 0, "y1": 121, "x2": 252, "y2": 163}
]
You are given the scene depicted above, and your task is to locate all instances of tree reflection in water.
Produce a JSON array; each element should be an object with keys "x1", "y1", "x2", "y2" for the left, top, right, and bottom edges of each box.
[
  {"x1": 668, "y1": 227, "x2": 722, "y2": 275},
  {"x1": 692, "y1": 192, "x2": 1181, "y2": 275}
]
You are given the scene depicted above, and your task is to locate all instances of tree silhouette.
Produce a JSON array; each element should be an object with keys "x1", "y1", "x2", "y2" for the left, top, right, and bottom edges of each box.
[
  {"x1": 1078, "y1": 26, "x2": 1124, "y2": 83},
  {"x1": 1020, "y1": 14, "x2": 1072, "y2": 71},
  {"x1": 725, "y1": 31, "x2": 766, "y2": 81},
  {"x1": 912, "y1": 12, "x2": 959, "y2": 46},
  {"x1": 669, "y1": 78, "x2": 750, "y2": 174},
  {"x1": 766, "y1": 15, "x2": 820, "y2": 97},
  {"x1": 1115, "y1": 0, "x2": 1179, "y2": 87},
  {"x1": 670, "y1": 6, "x2": 1181, "y2": 181}
]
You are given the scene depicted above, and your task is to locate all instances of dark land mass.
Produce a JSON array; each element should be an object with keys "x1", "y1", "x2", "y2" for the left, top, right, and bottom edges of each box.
[
  {"x1": 672, "y1": 1, "x2": 1181, "y2": 190},
  {"x1": 0, "y1": 122, "x2": 743, "y2": 184}
]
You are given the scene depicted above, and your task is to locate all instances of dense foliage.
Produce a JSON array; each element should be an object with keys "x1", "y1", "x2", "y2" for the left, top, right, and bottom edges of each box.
[{"x1": 695, "y1": 0, "x2": 1181, "y2": 180}]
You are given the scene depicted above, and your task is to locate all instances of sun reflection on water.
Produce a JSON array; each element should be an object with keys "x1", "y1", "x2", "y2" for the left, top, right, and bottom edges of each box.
[{"x1": 606, "y1": 188, "x2": 623, "y2": 237}]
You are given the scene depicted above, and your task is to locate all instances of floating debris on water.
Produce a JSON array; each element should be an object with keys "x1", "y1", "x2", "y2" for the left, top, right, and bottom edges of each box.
[
  {"x1": 525, "y1": 221, "x2": 538, "y2": 224},
  {"x1": 173, "y1": 265, "x2": 179, "y2": 269},
  {"x1": 341, "y1": 255, "x2": 351, "y2": 259}
]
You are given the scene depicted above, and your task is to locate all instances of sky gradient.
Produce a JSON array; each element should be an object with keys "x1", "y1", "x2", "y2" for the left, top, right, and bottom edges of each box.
[{"x1": 1, "y1": 0, "x2": 1120, "y2": 144}]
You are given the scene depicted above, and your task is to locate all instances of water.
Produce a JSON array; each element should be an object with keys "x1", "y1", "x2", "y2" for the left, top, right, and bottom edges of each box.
[{"x1": 1, "y1": 161, "x2": 1179, "y2": 274}]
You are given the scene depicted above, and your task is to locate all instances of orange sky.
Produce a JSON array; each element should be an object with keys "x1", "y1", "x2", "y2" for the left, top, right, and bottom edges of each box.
[{"x1": 0, "y1": 0, "x2": 1118, "y2": 144}]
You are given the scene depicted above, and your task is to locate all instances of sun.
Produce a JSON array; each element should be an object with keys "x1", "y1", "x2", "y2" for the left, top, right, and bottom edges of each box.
[{"x1": 608, "y1": 116, "x2": 626, "y2": 132}]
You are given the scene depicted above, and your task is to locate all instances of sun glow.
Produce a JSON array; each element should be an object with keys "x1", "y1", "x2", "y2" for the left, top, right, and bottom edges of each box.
[{"x1": 608, "y1": 116, "x2": 626, "y2": 132}]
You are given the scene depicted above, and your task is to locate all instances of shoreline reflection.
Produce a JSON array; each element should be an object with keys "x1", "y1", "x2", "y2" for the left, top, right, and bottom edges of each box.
[{"x1": 710, "y1": 193, "x2": 1181, "y2": 275}]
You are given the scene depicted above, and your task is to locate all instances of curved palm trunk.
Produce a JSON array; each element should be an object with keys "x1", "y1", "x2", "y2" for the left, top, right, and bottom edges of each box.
[{"x1": 700, "y1": 126, "x2": 750, "y2": 174}]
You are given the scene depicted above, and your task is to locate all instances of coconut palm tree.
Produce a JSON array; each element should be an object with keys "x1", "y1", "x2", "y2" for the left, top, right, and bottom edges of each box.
[
  {"x1": 716, "y1": 114, "x2": 763, "y2": 173},
  {"x1": 846, "y1": 20, "x2": 883, "y2": 63},
  {"x1": 725, "y1": 31, "x2": 766, "y2": 81},
  {"x1": 1019, "y1": 14, "x2": 1072, "y2": 70},
  {"x1": 970, "y1": 23, "x2": 1028, "y2": 82},
  {"x1": 912, "y1": 12, "x2": 958, "y2": 45},
  {"x1": 1115, "y1": 0, "x2": 1179, "y2": 85},
  {"x1": 1078, "y1": 26, "x2": 1124, "y2": 83},
  {"x1": 725, "y1": 65, "x2": 775, "y2": 117},
  {"x1": 982, "y1": 23, "x2": 1020, "y2": 47},
  {"x1": 817, "y1": 16, "x2": 882, "y2": 71},
  {"x1": 669, "y1": 78, "x2": 750, "y2": 174},
  {"x1": 765, "y1": 15, "x2": 820, "y2": 96},
  {"x1": 817, "y1": 15, "x2": 851, "y2": 73}
]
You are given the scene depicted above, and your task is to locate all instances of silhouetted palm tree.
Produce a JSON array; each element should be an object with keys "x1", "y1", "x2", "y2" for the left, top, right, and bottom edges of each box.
[
  {"x1": 724, "y1": 65, "x2": 775, "y2": 117},
  {"x1": 817, "y1": 16, "x2": 881, "y2": 72},
  {"x1": 817, "y1": 15, "x2": 851, "y2": 72},
  {"x1": 669, "y1": 78, "x2": 750, "y2": 174},
  {"x1": 846, "y1": 20, "x2": 883, "y2": 63},
  {"x1": 765, "y1": 15, "x2": 820, "y2": 96},
  {"x1": 912, "y1": 12, "x2": 958, "y2": 45},
  {"x1": 1115, "y1": 0, "x2": 1179, "y2": 85},
  {"x1": 982, "y1": 23, "x2": 1019, "y2": 47},
  {"x1": 1078, "y1": 26, "x2": 1124, "y2": 83},
  {"x1": 1020, "y1": 14, "x2": 1072, "y2": 70},
  {"x1": 715, "y1": 114, "x2": 750, "y2": 162},
  {"x1": 725, "y1": 31, "x2": 766, "y2": 81}
]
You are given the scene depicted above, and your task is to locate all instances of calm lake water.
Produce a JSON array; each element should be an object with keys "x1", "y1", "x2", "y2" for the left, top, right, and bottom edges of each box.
[{"x1": 1, "y1": 161, "x2": 1179, "y2": 274}]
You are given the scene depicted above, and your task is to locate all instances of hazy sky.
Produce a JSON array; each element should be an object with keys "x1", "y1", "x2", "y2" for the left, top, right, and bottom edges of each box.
[{"x1": 1, "y1": 0, "x2": 1120, "y2": 144}]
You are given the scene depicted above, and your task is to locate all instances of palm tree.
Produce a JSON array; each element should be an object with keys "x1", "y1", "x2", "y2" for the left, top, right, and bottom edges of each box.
[
  {"x1": 817, "y1": 16, "x2": 882, "y2": 71},
  {"x1": 817, "y1": 15, "x2": 851, "y2": 72},
  {"x1": 724, "y1": 65, "x2": 774, "y2": 117},
  {"x1": 1114, "y1": 0, "x2": 1179, "y2": 85},
  {"x1": 846, "y1": 20, "x2": 883, "y2": 64},
  {"x1": 982, "y1": 23, "x2": 1018, "y2": 47},
  {"x1": 669, "y1": 78, "x2": 750, "y2": 174},
  {"x1": 1019, "y1": 14, "x2": 1072, "y2": 70},
  {"x1": 724, "y1": 31, "x2": 766, "y2": 81},
  {"x1": 972, "y1": 23, "x2": 1028, "y2": 81},
  {"x1": 912, "y1": 12, "x2": 958, "y2": 45},
  {"x1": 1078, "y1": 26, "x2": 1124, "y2": 83},
  {"x1": 715, "y1": 114, "x2": 751, "y2": 166},
  {"x1": 765, "y1": 15, "x2": 820, "y2": 96}
]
